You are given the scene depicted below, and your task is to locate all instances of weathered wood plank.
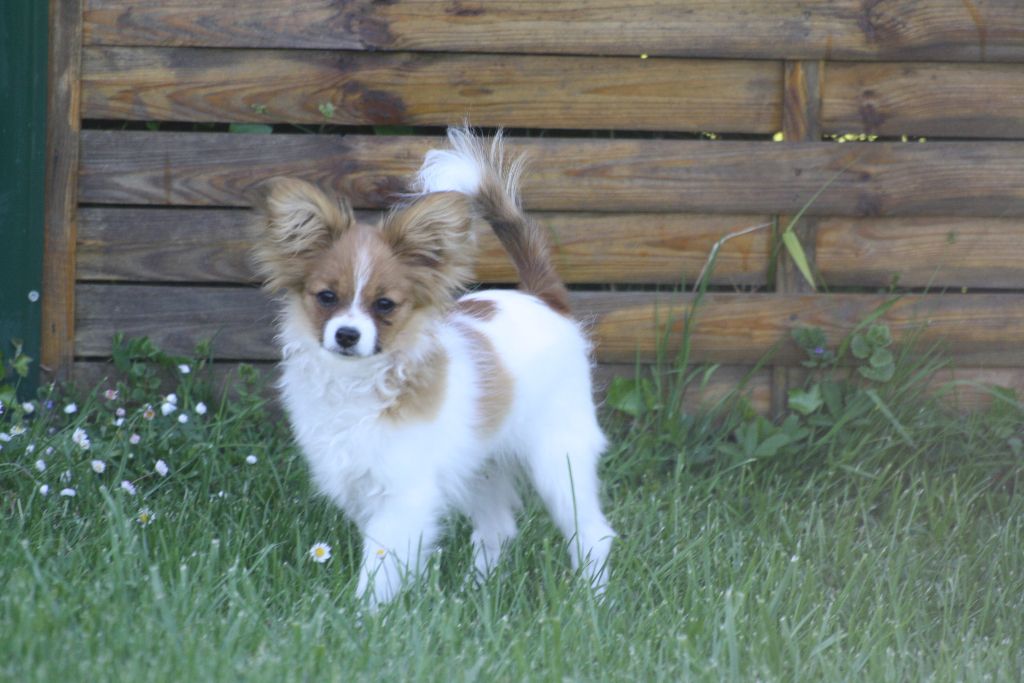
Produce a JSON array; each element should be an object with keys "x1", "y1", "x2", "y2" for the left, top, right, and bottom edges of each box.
[
  {"x1": 81, "y1": 46, "x2": 782, "y2": 133},
  {"x1": 815, "y1": 217, "x2": 1024, "y2": 289},
  {"x1": 78, "y1": 131, "x2": 1024, "y2": 217},
  {"x1": 74, "y1": 285, "x2": 1024, "y2": 366},
  {"x1": 76, "y1": 207, "x2": 770, "y2": 286},
  {"x1": 81, "y1": 0, "x2": 1024, "y2": 62},
  {"x1": 823, "y1": 62, "x2": 1024, "y2": 138},
  {"x1": 41, "y1": 0, "x2": 83, "y2": 381}
]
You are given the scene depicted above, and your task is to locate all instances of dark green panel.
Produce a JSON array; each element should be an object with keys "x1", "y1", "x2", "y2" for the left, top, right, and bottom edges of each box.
[{"x1": 0, "y1": 1, "x2": 48, "y2": 398}]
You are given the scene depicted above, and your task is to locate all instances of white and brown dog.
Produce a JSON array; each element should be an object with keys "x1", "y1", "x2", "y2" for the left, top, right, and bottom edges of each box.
[{"x1": 254, "y1": 128, "x2": 614, "y2": 606}]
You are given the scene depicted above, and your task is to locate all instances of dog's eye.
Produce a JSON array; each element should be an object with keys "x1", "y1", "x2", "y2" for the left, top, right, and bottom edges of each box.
[
  {"x1": 315, "y1": 290, "x2": 338, "y2": 307},
  {"x1": 373, "y1": 297, "x2": 396, "y2": 314}
]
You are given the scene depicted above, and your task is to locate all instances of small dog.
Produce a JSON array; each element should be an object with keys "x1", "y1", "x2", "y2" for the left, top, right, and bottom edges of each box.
[{"x1": 254, "y1": 128, "x2": 615, "y2": 606}]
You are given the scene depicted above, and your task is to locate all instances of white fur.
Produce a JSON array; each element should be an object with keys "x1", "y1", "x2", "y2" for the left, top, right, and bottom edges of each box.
[
  {"x1": 414, "y1": 127, "x2": 488, "y2": 195},
  {"x1": 276, "y1": 289, "x2": 615, "y2": 607}
]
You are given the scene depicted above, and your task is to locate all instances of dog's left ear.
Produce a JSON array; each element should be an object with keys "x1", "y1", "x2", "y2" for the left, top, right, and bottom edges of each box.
[{"x1": 382, "y1": 191, "x2": 477, "y2": 306}]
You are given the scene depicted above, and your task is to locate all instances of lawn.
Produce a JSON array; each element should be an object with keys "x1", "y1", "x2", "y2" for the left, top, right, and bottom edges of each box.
[{"x1": 1, "y1": 335, "x2": 1022, "y2": 682}]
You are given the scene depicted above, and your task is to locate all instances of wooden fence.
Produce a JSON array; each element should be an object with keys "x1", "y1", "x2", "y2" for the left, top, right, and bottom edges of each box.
[{"x1": 44, "y1": 0, "x2": 1024, "y2": 413}]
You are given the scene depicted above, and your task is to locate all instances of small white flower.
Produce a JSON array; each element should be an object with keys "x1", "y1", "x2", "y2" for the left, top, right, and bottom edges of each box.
[
  {"x1": 22, "y1": 402, "x2": 35, "y2": 414},
  {"x1": 10, "y1": 424, "x2": 26, "y2": 436},
  {"x1": 60, "y1": 469, "x2": 72, "y2": 483},
  {"x1": 177, "y1": 364, "x2": 191, "y2": 375},
  {"x1": 142, "y1": 405, "x2": 155, "y2": 421},
  {"x1": 39, "y1": 484, "x2": 50, "y2": 496},
  {"x1": 115, "y1": 407, "x2": 126, "y2": 418},
  {"x1": 72, "y1": 427, "x2": 91, "y2": 450},
  {"x1": 177, "y1": 413, "x2": 189, "y2": 424},
  {"x1": 195, "y1": 402, "x2": 207, "y2": 416},
  {"x1": 155, "y1": 460, "x2": 169, "y2": 477},
  {"x1": 245, "y1": 454, "x2": 258, "y2": 465},
  {"x1": 137, "y1": 507, "x2": 155, "y2": 526},
  {"x1": 308, "y1": 542, "x2": 332, "y2": 563},
  {"x1": 63, "y1": 403, "x2": 78, "y2": 414},
  {"x1": 90, "y1": 459, "x2": 106, "y2": 474},
  {"x1": 165, "y1": 393, "x2": 178, "y2": 406},
  {"x1": 45, "y1": 446, "x2": 54, "y2": 455},
  {"x1": 0, "y1": 433, "x2": 10, "y2": 443},
  {"x1": 160, "y1": 402, "x2": 176, "y2": 416},
  {"x1": 129, "y1": 433, "x2": 141, "y2": 445},
  {"x1": 26, "y1": 443, "x2": 35, "y2": 454},
  {"x1": 34, "y1": 459, "x2": 46, "y2": 472},
  {"x1": 59, "y1": 487, "x2": 76, "y2": 497},
  {"x1": 103, "y1": 389, "x2": 119, "y2": 401},
  {"x1": 113, "y1": 417, "x2": 125, "y2": 427},
  {"x1": 120, "y1": 480, "x2": 137, "y2": 496}
]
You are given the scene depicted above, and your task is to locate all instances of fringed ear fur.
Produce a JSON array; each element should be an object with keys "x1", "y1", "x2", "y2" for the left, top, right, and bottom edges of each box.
[
  {"x1": 252, "y1": 177, "x2": 355, "y2": 292},
  {"x1": 381, "y1": 191, "x2": 477, "y2": 308}
]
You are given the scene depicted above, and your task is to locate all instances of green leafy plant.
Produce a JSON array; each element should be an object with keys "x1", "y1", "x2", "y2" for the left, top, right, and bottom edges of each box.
[{"x1": 0, "y1": 339, "x2": 32, "y2": 408}]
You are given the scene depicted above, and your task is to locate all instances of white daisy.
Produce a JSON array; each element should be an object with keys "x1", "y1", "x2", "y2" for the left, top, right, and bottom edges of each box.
[
  {"x1": 59, "y1": 487, "x2": 76, "y2": 497},
  {"x1": 60, "y1": 469, "x2": 72, "y2": 483},
  {"x1": 120, "y1": 480, "x2": 137, "y2": 496},
  {"x1": 72, "y1": 427, "x2": 91, "y2": 450},
  {"x1": 177, "y1": 413, "x2": 189, "y2": 424},
  {"x1": 0, "y1": 433, "x2": 10, "y2": 443},
  {"x1": 34, "y1": 459, "x2": 46, "y2": 472},
  {"x1": 113, "y1": 417, "x2": 125, "y2": 427},
  {"x1": 155, "y1": 460, "x2": 169, "y2": 477},
  {"x1": 165, "y1": 393, "x2": 178, "y2": 406},
  {"x1": 22, "y1": 402, "x2": 35, "y2": 414},
  {"x1": 63, "y1": 403, "x2": 78, "y2": 414},
  {"x1": 142, "y1": 405, "x2": 156, "y2": 421},
  {"x1": 137, "y1": 507, "x2": 155, "y2": 526},
  {"x1": 129, "y1": 433, "x2": 141, "y2": 445},
  {"x1": 10, "y1": 424, "x2": 26, "y2": 436},
  {"x1": 177, "y1": 364, "x2": 191, "y2": 375},
  {"x1": 26, "y1": 443, "x2": 35, "y2": 453},
  {"x1": 195, "y1": 402, "x2": 207, "y2": 416},
  {"x1": 103, "y1": 389, "x2": 119, "y2": 401},
  {"x1": 245, "y1": 454, "x2": 258, "y2": 465},
  {"x1": 90, "y1": 459, "x2": 106, "y2": 474},
  {"x1": 308, "y1": 542, "x2": 332, "y2": 563},
  {"x1": 39, "y1": 484, "x2": 50, "y2": 496},
  {"x1": 160, "y1": 402, "x2": 176, "y2": 416}
]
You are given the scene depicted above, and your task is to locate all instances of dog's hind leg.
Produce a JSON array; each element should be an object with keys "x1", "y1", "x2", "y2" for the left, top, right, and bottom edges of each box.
[{"x1": 521, "y1": 425, "x2": 616, "y2": 592}]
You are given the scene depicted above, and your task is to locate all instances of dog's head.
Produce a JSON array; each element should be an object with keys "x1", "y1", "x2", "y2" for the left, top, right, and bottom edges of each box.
[{"x1": 253, "y1": 178, "x2": 476, "y2": 357}]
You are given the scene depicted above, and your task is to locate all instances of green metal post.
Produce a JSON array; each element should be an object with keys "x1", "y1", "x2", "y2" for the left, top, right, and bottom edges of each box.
[{"x1": 0, "y1": 1, "x2": 49, "y2": 397}]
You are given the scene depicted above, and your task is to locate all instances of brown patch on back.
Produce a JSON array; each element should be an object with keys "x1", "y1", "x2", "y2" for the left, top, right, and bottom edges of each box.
[
  {"x1": 453, "y1": 321, "x2": 513, "y2": 436},
  {"x1": 455, "y1": 298, "x2": 499, "y2": 321},
  {"x1": 383, "y1": 345, "x2": 449, "y2": 424}
]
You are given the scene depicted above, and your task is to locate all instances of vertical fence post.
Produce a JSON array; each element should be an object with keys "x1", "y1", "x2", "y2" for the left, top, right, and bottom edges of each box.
[
  {"x1": 0, "y1": 2, "x2": 49, "y2": 396},
  {"x1": 772, "y1": 60, "x2": 824, "y2": 418},
  {"x1": 41, "y1": 0, "x2": 83, "y2": 383}
]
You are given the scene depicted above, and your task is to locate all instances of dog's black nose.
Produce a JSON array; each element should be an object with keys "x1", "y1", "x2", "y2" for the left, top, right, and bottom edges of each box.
[{"x1": 335, "y1": 326, "x2": 361, "y2": 349}]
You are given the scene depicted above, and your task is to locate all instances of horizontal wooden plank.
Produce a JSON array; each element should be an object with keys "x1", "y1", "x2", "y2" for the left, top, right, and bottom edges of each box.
[
  {"x1": 76, "y1": 207, "x2": 770, "y2": 286},
  {"x1": 594, "y1": 363, "x2": 773, "y2": 415},
  {"x1": 74, "y1": 285, "x2": 1024, "y2": 366},
  {"x1": 81, "y1": 46, "x2": 781, "y2": 133},
  {"x1": 78, "y1": 131, "x2": 1024, "y2": 217},
  {"x1": 82, "y1": 0, "x2": 1024, "y2": 62},
  {"x1": 816, "y1": 217, "x2": 1024, "y2": 289},
  {"x1": 823, "y1": 62, "x2": 1024, "y2": 138}
]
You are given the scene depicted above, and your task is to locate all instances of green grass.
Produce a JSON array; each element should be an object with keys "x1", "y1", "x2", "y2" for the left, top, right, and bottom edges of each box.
[{"x1": 1, "y1": 349, "x2": 1022, "y2": 682}]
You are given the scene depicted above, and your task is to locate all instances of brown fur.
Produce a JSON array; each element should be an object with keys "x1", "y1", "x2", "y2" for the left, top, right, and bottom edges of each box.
[
  {"x1": 453, "y1": 321, "x2": 513, "y2": 436},
  {"x1": 471, "y1": 141, "x2": 572, "y2": 316},
  {"x1": 455, "y1": 298, "x2": 499, "y2": 321},
  {"x1": 383, "y1": 346, "x2": 449, "y2": 423}
]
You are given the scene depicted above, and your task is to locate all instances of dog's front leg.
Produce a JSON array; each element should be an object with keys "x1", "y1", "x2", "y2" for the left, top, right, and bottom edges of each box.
[{"x1": 355, "y1": 501, "x2": 442, "y2": 608}]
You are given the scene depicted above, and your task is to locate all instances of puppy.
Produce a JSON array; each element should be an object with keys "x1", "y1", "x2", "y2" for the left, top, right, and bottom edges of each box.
[{"x1": 254, "y1": 128, "x2": 615, "y2": 606}]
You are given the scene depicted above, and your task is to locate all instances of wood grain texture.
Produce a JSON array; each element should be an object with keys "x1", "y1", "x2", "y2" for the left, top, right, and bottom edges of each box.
[
  {"x1": 815, "y1": 217, "x2": 1024, "y2": 289},
  {"x1": 78, "y1": 131, "x2": 1024, "y2": 217},
  {"x1": 81, "y1": 46, "x2": 782, "y2": 133},
  {"x1": 41, "y1": 0, "x2": 83, "y2": 381},
  {"x1": 823, "y1": 62, "x2": 1024, "y2": 138},
  {"x1": 74, "y1": 285, "x2": 1024, "y2": 366},
  {"x1": 594, "y1": 364, "x2": 773, "y2": 414},
  {"x1": 81, "y1": 0, "x2": 1024, "y2": 62},
  {"x1": 76, "y1": 207, "x2": 770, "y2": 286}
]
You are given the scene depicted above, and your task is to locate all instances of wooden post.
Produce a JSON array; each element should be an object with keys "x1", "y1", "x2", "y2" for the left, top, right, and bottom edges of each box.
[
  {"x1": 772, "y1": 60, "x2": 823, "y2": 418},
  {"x1": 41, "y1": 0, "x2": 82, "y2": 382}
]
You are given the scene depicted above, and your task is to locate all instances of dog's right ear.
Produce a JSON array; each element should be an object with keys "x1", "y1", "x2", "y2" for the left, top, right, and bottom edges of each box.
[{"x1": 252, "y1": 177, "x2": 354, "y2": 292}]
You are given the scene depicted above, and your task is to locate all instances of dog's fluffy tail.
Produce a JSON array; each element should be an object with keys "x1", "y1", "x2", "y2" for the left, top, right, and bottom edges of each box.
[{"x1": 415, "y1": 127, "x2": 571, "y2": 315}]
